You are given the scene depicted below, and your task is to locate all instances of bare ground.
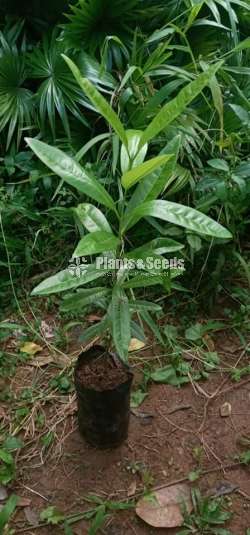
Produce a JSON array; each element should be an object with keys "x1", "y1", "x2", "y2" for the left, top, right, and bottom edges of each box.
[{"x1": 1, "y1": 319, "x2": 250, "y2": 534}]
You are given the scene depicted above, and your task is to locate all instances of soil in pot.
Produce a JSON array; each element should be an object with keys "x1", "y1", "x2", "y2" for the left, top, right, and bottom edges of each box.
[
  {"x1": 76, "y1": 349, "x2": 129, "y2": 390},
  {"x1": 75, "y1": 346, "x2": 133, "y2": 449}
]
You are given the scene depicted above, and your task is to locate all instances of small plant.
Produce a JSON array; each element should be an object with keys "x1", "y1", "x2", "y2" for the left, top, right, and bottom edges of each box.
[
  {"x1": 39, "y1": 496, "x2": 133, "y2": 533},
  {"x1": 0, "y1": 436, "x2": 22, "y2": 486},
  {"x1": 178, "y1": 488, "x2": 232, "y2": 535},
  {"x1": 0, "y1": 494, "x2": 18, "y2": 535},
  {"x1": 26, "y1": 58, "x2": 231, "y2": 364}
]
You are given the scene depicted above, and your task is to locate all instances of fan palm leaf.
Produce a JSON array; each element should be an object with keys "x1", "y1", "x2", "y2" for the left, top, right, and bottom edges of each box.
[
  {"x1": 29, "y1": 31, "x2": 90, "y2": 139},
  {"x1": 62, "y1": 0, "x2": 140, "y2": 53},
  {"x1": 0, "y1": 36, "x2": 34, "y2": 149}
]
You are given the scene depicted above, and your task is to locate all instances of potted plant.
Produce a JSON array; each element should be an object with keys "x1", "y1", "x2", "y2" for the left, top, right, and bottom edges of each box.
[{"x1": 26, "y1": 57, "x2": 231, "y2": 448}]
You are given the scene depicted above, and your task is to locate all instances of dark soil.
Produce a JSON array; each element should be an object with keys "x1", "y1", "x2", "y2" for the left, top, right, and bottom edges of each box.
[{"x1": 76, "y1": 348, "x2": 130, "y2": 391}]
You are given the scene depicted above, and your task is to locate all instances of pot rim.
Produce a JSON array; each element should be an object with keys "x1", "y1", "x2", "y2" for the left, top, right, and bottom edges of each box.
[{"x1": 74, "y1": 344, "x2": 133, "y2": 393}]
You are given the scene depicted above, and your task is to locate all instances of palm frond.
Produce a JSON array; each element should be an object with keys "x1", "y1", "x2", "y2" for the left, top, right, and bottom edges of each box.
[
  {"x1": 0, "y1": 37, "x2": 34, "y2": 149},
  {"x1": 62, "y1": 0, "x2": 140, "y2": 53},
  {"x1": 29, "y1": 31, "x2": 90, "y2": 139}
]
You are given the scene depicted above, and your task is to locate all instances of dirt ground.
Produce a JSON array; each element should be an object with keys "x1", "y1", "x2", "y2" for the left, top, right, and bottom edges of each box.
[{"x1": 1, "y1": 323, "x2": 250, "y2": 534}]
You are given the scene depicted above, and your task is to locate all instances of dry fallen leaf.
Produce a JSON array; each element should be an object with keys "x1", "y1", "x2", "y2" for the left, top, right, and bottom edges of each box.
[
  {"x1": 20, "y1": 342, "x2": 43, "y2": 356},
  {"x1": 203, "y1": 334, "x2": 215, "y2": 351},
  {"x1": 17, "y1": 497, "x2": 31, "y2": 507},
  {"x1": 129, "y1": 338, "x2": 146, "y2": 352},
  {"x1": 86, "y1": 314, "x2": 102, "y2": 322},
  {"x1": 29, "y1": 355, "x2": 54, "y2": 367},
  {"x1": 24, "y1": 506, "x2": 39, "y2": 526},
  {"x1": 207, "y1": 480, "x2": 238, "y2": 498},
  {"x1": 40, "y1": 320, "x2": 54, "y2": 339},
  {"x1": 127, "y1": 481, "x2": 137, "y2": 497},
  {"x1": 136, "y1": 483, "x2": 192, "y2": 528},
  {"x1": 0, "y1": 406, "x2": 6, "y2": 420}
]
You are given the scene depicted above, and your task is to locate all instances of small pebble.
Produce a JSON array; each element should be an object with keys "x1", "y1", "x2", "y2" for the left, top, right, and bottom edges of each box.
[
  {"x1": 220, "y1": 402, "x2": 232, "y2": 417},
  {"x1": 0, "y1": 486, "x2": 7, "y2": 501}
]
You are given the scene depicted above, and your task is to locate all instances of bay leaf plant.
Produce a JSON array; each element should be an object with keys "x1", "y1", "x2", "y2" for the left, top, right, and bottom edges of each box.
[{"x1": 25, "y1": 57, "x2": 232, "y2": 362}]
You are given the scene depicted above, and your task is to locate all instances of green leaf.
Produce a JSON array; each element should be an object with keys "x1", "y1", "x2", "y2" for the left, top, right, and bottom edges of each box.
[
  {"x1": 131, "y1": 390, "x2": 148, "y2": 408},
  {"x1": 121, "y1": 155, "x2": 172, "y2": 189},
  {"x1": 239, "y1": 450, "x2": 250, "y2": 465},
  {"x1": 64, "y1": 521, "x2": 74, "y2": 535},
  {"x1": 31, "y1": 264, "x2": 109, "y2": 296},
  {"x1": 63, "y1": 55, "x2": 128, "y2": 146},
  {"x1": 73, "y1": 203, "x2": 112, "y2": 233},
  {"x1": 122, "y1": 200, "x2": 232, "y2": 239},
  {"x1": 207, "y1": 159, "x2": 229, "y2": 172},
  {"x1": 146, "y1": 135, "x2": 182, "y2": 201},
  {"x1": 230, "y1": 36, "x2": 250, "y2": 53},
  {"x1": 89, "y1": 505, "x2": 106, "y2": 535},
  {"x1": 0, "y1": 449, "x2": 13, "y2": 465},
  {"x1": 25, "y1": 138, "x2": 116, "y2": 212},
  {"x1": 139, "y1": 61, "x2": 223, "y2": 148},
  {"x1": 150, "y1": 364, "x2": 177, "y2": 384},
  {"x1": 40, "y1": 506, "x2": 64, "y2": 525},
  {"x1": 188, "y1": 470, "x2": 201, "y2": 482},
  {"x1": 76, "y1": 133, "x2": 111, "y2": 161},
  {"x1": 111, "y1": 287, "x2": 131, "y2": 362},
  {"x1": 125, "y1": 135, "x2": 181, "y2": 214},
  {"x1": 131, "y1": 320, "x2": 146, "y2": 342},
  {"x1": 129, "y1": 300, "x2": 162, "y2": 312},
  {"x1": 120, "y1": 130, "x2": 148, "y2": 173},
  {"x1": 187, "y1": 234, "x2": 202, "y2": 251},
  {"x1": 0, "y1": 494, "x2": 18, "y2": 532},
  {"x1": 73, "y1": 231, "x2": 119, "y2": 258},
  {"x1": 140, "y1": 310, "x2": 164, "y2": 345},
  {"x1": 126, "y1": 237, "x2": 184, "y2": 258},
  {"x1": 185, "y1": 323, "x2": 204, "y2": 341},
  {"x1": 3, "y1": 436, "x2": 23, "y2": 451},
  {"x1": 150, "y1": 365, "x2": 189, "y2": 386},
  {"x1": 61, "y1": 288, "x2": 110, "y2": 312},
  {"x1": 122, "y1": 274, "x2": 164, "y2": 289},
  {"x1": 79, "y1": 317, "x2": 109, "y2": 343}
]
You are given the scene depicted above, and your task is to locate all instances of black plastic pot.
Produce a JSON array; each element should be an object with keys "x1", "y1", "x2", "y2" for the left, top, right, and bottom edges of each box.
[{"x1": 74, "y1": 346, "x2": 133, "y2": 449}]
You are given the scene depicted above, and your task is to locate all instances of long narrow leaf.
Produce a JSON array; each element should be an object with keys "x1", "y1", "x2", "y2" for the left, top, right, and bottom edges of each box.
[
  {"x1": 25, "y1": 138, "x2": 116, "y2": 212},
  {"x1": 111, "y1": 287, "x2": 131, "y2": 362},
  {"x1": 122, "y1": 154, "x2": 172, "y2": 189},
  {"x1": 139, "y1": 61, "x2": 223, "y2": 148},
  {"x1": 73, "y1": 203, "x2": 112, "y2": 233},
  {"x1": 62, "y1": 55, "x2": 128, "y2": 146},
  {"x1": 122, "y1": 200, "x2": 232, "y2": 239},
  {"x1": 73, "y1": 231, "x2": 119, "y2": 258},
  {"x1": 31, "y1": 264, "x2": 109, "y2": 296}
]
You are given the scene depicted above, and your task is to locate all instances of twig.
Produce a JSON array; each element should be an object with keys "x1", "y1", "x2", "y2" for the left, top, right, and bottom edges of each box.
[
  {"x1": 21, "y1": 484, "x2": 49, "y2": 502},
  {"x1": 237, "y1": 489, "x2": 250, "y2": 501},
  {"x1": 199, "y1": 376, "x2": 228, "y2": 432},
  {"x1": 168, "y1": 404, "x2": 192, "y2": 415},
  {"x1": 159, "y1": 410, "x2": 195, "y2": 434},
  {"x1": 152, "y1": 461, "x2": 245, "y2": 494}
]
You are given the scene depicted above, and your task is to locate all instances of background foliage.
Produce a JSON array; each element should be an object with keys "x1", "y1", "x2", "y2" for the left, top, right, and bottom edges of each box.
[{"x1": 0, "y1": 0, "x2": 250, "y2": 320}]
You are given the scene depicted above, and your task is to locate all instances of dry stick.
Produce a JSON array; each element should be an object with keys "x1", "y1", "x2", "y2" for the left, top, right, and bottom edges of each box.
[
  {"x1": 167, "y1": 404, "x2": 192, "y2": 415},
  {"x1": 21, "y1": 484, "x2": 49, "y2": 502},
  {"x1": 15, "y1": 523, "x2": 48, "y2": 533},
  {"x1": 220, "y1": 376, "x2": 250, "y2": 396},
  {"x1": 237, "y1": 489, "x2": 250, "y2": 501},
  {"x1": 198, "y1": 376, "x2": 229, "y2": 432},
  {"x1": 152, "y1": 461, "x2": 246, "y2": 494},
  {"x1": 159, "y1": 410, "x2": 195, "y2": 435}
]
